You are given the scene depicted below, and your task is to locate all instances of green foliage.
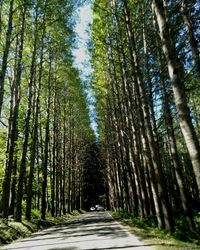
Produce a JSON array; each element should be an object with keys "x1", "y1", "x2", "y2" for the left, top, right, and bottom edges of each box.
[
  {"x1": 115, "y1": 210, "x2": 157, "y2": 228},
  {"x1": 91, "y1": 0, "x2": 200, "y2": 237},
  {"x1": 194, "y1": 212, "x2": 200, "y2": 233},
  {"x1": 172, "y1": 212, "x2": 200, "y2": 242},
  {"x1": 70, "y1": 210, "x2": 81, "y2": 216},
  {"x1": 112, "y1": 211, "x2": 200, "y2": 247},
  {"x1": 131, "y1": 216, "x2": 157, "y2": 229},
  {"x1": 0, "y1": 0, "x2": 94, "y2": 222},
  {"x1": 112, "y1": 212, "x2": 200, "y2": 249},
  {"x1": 8, "y1": 222, "x2": 31, "y2": 237},
  {"x1": 31, "y1": 209, "x2": 41, "y2": 220},
  {"x1": 0, "y1": 211, "x2": 85, "y2": 245},
  {"x1": 0, "y1": 128, "x2": 7, "y2": 195},
  {"x1": 21, "y1": 220, "x2": 38, "y2": 233},
  {"x1": 0, "y1": 220, "x2": 32, "y2": 244}
]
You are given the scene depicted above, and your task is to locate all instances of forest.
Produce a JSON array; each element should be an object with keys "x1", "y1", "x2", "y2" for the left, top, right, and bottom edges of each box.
[{"x1": 0, "y1": 0, "x2": 200, "y2": 242}]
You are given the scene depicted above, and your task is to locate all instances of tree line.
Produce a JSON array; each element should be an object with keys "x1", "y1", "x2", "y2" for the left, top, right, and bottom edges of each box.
[
  {"x1": 91, "y1": 0, "x2": 200, "y2": 233},
  {"x1": 0, "y1": 0, "x2": 95, "y2": 222}
]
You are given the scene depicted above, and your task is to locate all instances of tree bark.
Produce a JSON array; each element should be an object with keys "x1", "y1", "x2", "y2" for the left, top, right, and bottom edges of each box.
[
  {"x1": 181, "y1": 0, "x2": 200, "y2": 81},
  {"x1": 26, "y1": 6, "x2": 45, "y2": 220},
  {"x1": 51, "y1": 77, "x2": 57, "y2": 217},
  {"x1": 0, "y1": 0, "x2": 4, "y2": 39},
  {"x1": 15, "y1": 5, "x2": 34, "y2": 222},
  {"x1": 152, "y1": 0, "x2": 200, "y2": 196},
  {"x1": 123, "y1": 0, "x2": 173, "y2": 230},
  {"x1": 0, "y1": 0, "x2": 14, "y2": 117},
  {"x1": 41, "y1": 59, "x2": 51, "y2": 219},
  {"x1": 0, "y1": 4, "x2": 24, "y2": 219}
]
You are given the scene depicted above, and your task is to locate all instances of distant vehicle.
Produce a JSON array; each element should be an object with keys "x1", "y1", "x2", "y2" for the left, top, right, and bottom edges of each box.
[
  {"x1": 95, "y1": 204, "x2": 99, "y2": 210},
  {"x1": 96, "y1": 206, "x2": 105, "y2": 212},
  {"x1": 90, "y1": 204, "x2": 106, "y2": 212},
  {"x1": 90, "y1": 207, "x2": 95, "y2": 211}
]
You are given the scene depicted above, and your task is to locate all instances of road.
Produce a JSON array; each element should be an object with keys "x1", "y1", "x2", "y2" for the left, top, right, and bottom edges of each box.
[{"x1": 1, "y1": 212, "x2": 152, "y2": 250}]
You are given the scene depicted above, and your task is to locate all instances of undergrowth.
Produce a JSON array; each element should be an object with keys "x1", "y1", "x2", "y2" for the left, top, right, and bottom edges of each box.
[
  {"x1": 112, "y1": 210, "x2": 200, "y2": 250},
  {"x1": 0, "y1": 209, "x2": 85, "y2": 246}
]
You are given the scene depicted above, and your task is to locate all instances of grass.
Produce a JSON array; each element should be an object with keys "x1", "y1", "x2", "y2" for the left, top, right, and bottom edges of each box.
[
  {"x1": 0, "y1": 209, "x2": 85, "y2": 246},
  {"x1": 111, "y1": 211, "x2": 200, "y2": 250}
]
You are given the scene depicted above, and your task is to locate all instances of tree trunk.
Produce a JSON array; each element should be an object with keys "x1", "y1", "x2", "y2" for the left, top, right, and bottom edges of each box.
[
  {"x1": 0, "y1": 0, "x2": 4, "y2": 39},
  {"x1": 62, "y1": 105, "x2": 67, "y2": 214},
  {"x1": 0, "y1": 5, "x2": 24, "y2": 219},
  {"x1": 15, "y1": 5, "x2": 34, "y2": 222},
  {"x1": 41, "y1": 58, "x2": 52, "y2": 220},
  {"x1": 152, "y1": 0, "x2": 200, "y2": 196},
  {"x1": 181, "y1": 0, "x2": 200, "y2": 80},
  {"x1": 155, "y1": 34, "x2": 196, "y2": 230},
  {"x1": 26, "y1": 6, "x2": 45, "y2": 220},
  {"x1": 0, "y1": 0, "x2": 14, "y2": 117},
  {"x1": 9, "y1": 157, "x2": 17, "y2": 215},
  {"x1": 123, "y1": 0, "x2": 173, "y2": 230},
  {"x1": 51, "y1": 78, "x2": 57, "y2": 217}
]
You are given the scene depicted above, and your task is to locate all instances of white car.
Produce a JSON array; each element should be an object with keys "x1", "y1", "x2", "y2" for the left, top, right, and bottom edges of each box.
[{"x1": 97, "y1": 206, "x2": 105, "y2": 211}]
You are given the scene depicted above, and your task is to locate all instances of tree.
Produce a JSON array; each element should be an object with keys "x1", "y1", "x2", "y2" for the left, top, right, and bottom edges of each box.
[
  {"x1": 1, "y1": 1, "x2": 26, "y2": 219},
  {"x1": 91, "y1": 0, "x2": 200, "y2": 233},
  {"x1": 0, "y1": 0, "x2": 14, "y2": 117},
  {"x1": 152, "y1": 0, "x2": 200, "y2": 196}
]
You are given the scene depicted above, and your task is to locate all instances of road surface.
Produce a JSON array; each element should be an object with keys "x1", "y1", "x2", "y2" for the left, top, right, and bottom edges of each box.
[{"x1": 1, "y1": 212, "x2": 152, "y2": 250}]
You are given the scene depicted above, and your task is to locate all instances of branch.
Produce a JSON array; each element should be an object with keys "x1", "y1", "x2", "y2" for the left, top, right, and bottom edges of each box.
[{"x1": 0, "y1": 120, "x2": 8, "y2": 128}]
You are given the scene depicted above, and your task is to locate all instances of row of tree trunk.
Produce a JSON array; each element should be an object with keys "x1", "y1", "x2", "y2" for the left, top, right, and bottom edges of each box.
[
  {"x1": 0, "y1": 0, "x2": 94, "y2": 222},
  {"x1": 92, "y1": 0, "x2": 200, "y2": 232}
]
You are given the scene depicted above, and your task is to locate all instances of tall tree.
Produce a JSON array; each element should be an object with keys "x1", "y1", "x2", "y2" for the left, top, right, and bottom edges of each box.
[
  {"x1": 0, "y1": 0, "x2": 14, "y2": 117},
  {"x1": 152, "y1": 0, "x2": 200, "y2": 196},
  {"x1": 1, "y1": 2, "x2": 26, "y2": 219}
]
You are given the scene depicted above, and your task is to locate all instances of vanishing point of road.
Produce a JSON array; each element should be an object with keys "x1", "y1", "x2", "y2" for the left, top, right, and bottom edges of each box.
[{"x1": 0, "y1": 212, "x2": 152, "y2": 250}]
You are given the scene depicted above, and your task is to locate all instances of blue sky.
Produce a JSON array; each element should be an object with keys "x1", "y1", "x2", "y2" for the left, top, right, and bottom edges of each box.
[
  {"x1": 72, "y1": 4, "x2": 98, "y2": 137},
  {"x1": 73, "y1": 4, "x2": 92, "y2": 73}
]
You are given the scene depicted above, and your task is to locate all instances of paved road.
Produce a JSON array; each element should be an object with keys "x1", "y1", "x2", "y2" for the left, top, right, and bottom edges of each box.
[{"x1": 1, "y1": 212, "x2": 152, "y2": 250}]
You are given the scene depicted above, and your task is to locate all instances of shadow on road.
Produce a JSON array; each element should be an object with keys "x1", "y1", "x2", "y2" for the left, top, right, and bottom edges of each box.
[
  {"x1": 27, "y1": 212, "x2": 128, "y2": 241},
  {"x1": 1, "y1": 212, "x2": 155, "y2": 250}
]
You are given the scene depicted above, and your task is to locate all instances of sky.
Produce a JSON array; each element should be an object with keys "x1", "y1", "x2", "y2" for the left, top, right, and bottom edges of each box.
[
  {"x1": 72, "y1": 4, "x2": 98, "y2": 137},
  {"x1": 73, "y1": 4, "x2": 92, "y2": 73}
]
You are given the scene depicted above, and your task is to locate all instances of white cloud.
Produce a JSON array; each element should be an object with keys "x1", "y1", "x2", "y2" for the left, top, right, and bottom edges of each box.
[
  {"x1": 73, "y1": 48, "x2": 86, "y2": 65},
  {"x1": 79, "y1": 5, "x2": 92, "y2": 27},
  {"x1": 72, "y1": 4, "x2": 98, "y2": 138},
  {"x1": 73, "y1": 4, "x2": 92, "y2": 69}
]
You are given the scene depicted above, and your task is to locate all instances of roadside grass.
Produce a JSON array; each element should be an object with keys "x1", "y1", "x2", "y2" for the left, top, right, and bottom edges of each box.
[
  {"x1": 111, "y1": 211, "x2": 200, "y2": 250},
  {"x1": 0, "y1": 209, "x2": 85, "y2": 246}
]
